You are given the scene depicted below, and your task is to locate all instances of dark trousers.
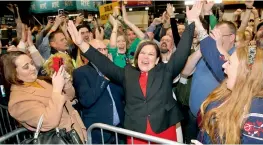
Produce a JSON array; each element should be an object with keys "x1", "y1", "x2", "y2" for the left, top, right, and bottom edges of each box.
[{"x1": 180, "y1": 105, "x2": 199, "y2": 144}]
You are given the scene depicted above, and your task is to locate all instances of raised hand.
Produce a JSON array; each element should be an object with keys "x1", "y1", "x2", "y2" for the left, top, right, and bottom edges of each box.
[
  {"x1": 52, "y1": 66, "x2": 66, "y2": 93},
  {"x1": 210, "y1": 28, "x2": 223, "y2": 49},
  {"x1": 203, "y1": 0, "x2": 215, "y2": 14},
  {"x1": 186, "y1": 1, "x2": 203, "y2": 22},
  {"x1": 54, "y1": 15, "x2": 63, "y2": 27},
  {"x1": 6, "y1": 4, "x2": 15, "y2": 14},
  {"x1": 245, "y1": 0, "x2": 254, "y2": 8},
  {"x1": 166, "y1": 3, "x2": 175, "y2": 17},
  {"x1": 152, "y1": 18, "x2": 163, "y2": 25},
  {"x1": 210, "y1": 28, "x2": 229, "y2": 57},
  {"x1": 95, "y1": 27, "x2": 104, "y2": 40},
  {"x1": 67, "y1": 20, "x2": 83, "y2": 46},
  {"x1": 75, "y1": 13, "x2": 84, "y2": 25},
  {"x1": 122, "y1": 4, "x2": 128, "y2": 22},
  {"x1": 234, "y1": 9, "x2": 243, "y2": 16},
  {"x1": 113, "y1": 6, "x2": 120, "y2": 18}
]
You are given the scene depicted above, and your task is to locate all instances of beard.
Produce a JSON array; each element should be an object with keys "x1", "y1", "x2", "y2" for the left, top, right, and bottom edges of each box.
[{"x1": 160, "y1": 43, "x2": 169, "y2": 53}]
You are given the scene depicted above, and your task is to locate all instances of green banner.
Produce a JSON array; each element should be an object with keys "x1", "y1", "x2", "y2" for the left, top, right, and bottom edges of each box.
[
  {"x1": 76, "y1": 0, "x2": 102, "y2": 11},
  {"x1": 30, "y1": 0, "x2": 100, "y2": 14}
]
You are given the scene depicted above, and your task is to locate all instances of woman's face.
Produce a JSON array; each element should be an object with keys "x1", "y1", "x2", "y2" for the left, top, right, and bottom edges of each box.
[
  {"x1": 117, "y1": 35, "x2": 127, "y2": 54},
  {"x1": 137, "y1": 45, "x2": 159, "y2": 72},
  {"x1": 222, "y1": 51, "x2": 239, "y2": 90},
  {"x1": 15, "y1": 55, "x2": 37, "y2": 83}
]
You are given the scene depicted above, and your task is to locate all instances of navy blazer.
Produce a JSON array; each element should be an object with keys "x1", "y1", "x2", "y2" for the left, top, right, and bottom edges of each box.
[{"x1": 73, "y1": 63, "x2": 124, "y2": 144}]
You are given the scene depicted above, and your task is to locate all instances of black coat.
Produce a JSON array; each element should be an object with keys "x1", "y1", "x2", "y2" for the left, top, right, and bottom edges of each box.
[{"x1": 83, "y1": 23, "x2": 195, "y2": 133}]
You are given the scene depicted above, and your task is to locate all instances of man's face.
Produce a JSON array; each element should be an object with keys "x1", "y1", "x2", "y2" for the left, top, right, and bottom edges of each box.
[
  {"x1": 178, "y1": 24, "x2": 185, "y2": 37},
  {"x1": 160, "y1": 35, "x2": 174, "y2": 53},
  {"x1": 127, "y1": 29, "x2": 136, "y2": 43},
  {"x1": 90, "y1": 40, "x2": 108, "y2": 56},
  {"x1": 79, "y1": 27, "x2": 90, "y2": 43},
  {"x1": 215, "y1": 24, "x2": 235, "y2": 49},
  {"x1": 50, "y1": 33, "x2": 68, "y2": 52}
]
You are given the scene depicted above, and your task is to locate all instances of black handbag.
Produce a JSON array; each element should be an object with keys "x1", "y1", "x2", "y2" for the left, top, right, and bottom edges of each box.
[{"x1": 21, "y1": 115, "x2": 83, "y2": 144}]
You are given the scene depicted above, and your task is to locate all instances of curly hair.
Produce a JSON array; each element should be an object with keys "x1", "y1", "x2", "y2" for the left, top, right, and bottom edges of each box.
[{"x1": 43, "y1": 53, "x2": 74, "y2": 77}]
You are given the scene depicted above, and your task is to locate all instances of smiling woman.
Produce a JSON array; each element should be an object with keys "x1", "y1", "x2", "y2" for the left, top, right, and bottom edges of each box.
[{"x1": 0, "y1": 51, "x2": 87, "y2": 142}]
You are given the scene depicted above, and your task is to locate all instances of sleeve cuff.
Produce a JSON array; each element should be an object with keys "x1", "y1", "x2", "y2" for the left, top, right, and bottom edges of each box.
[
  {"x1": 17, "y1": 41, "x2": 27, "y2": 52},
  {"x1": 28, "y1": 45, "x2": 38, "y2": 54}
]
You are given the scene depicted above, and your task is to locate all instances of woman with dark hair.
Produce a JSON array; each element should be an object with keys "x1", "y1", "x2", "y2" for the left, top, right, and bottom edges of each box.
[
  {"x1": 67, "y1": 2, "x2": 201, "y2": 143},
  {"x1": 1, "y1": 51, "x2": 87, "y2": 142}
]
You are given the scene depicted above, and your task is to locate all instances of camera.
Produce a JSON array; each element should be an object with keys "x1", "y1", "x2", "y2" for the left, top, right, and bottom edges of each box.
[{"x1": 58, "y1": 9, "x2": 64, "y2": 15}]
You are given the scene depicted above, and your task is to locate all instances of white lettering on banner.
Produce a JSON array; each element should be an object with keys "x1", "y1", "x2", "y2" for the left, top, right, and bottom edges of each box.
[
  {"x1": 40, "y1": 3, "x2": 47, "y2": 9},
  {"x1": 81, "y1": 0, "x2": 90, "y2": 7},
  {"x1": 31, "y1": 4, "x2": 36, "y2": 10},
  {"x1": 65, "y1": 1, "x2": 73, "y2": 6},
  {"x1": 52, "y1": 1, "x2": 59, "y2": 8}
]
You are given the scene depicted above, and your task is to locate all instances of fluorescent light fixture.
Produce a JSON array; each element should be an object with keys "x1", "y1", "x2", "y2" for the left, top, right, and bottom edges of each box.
[
  {"x1": 129, "y1": 8, "x2": 133, "y2": 11},
  {"x1": 184, "y1": 0, "x2": 194, "y2": 5},
  {"x1": 215, "y1": 0, "x2": 222, "y2": 4},
  {"x1": 145, "y1": 6, "x2": 149, "y2": 11},
  {"x1": 68, "y1": 14, "x2": 80, "y2": 17},
  {"x1": 185, "y1": 0, "x2": 222, "y2": 5}
]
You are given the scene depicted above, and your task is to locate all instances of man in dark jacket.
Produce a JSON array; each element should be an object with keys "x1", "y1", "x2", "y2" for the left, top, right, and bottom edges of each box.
[{"x1": 73, "y1": 39, "x2": 125, "y2": 144}]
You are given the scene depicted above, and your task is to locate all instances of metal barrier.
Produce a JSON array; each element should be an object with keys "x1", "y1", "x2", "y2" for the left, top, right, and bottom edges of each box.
[
  {"x1": 0, "y1": 104, "x2": 19, "y2": 136},
  {"x1": 87, "y1": 123, "x2": 184, "y2": 145},
  {"x1": 0, "y1": 127, "x2": 28, "y2": 143},
  {"x1": 0, "y1": 104, "x2": 32, "y2": 143}
]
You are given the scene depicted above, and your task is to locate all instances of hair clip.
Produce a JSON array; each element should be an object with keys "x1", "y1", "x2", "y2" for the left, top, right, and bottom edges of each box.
[{"x1": 248, "y1": 46, "x2": 257, "y2": 68}]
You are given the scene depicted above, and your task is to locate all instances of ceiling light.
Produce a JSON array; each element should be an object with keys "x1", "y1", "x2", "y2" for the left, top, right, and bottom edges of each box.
[{"x1": 145, "y1": 7, "x2": 149, "y2": 11}]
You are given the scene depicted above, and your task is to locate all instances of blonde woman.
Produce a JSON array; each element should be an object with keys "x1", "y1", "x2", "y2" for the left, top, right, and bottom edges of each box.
[
  {"x1": 196, "y1": 44, "x2": 263, "y2": 143},
  {"x1": 43, "y1": 53, "x2": 74, "y2": 78}
]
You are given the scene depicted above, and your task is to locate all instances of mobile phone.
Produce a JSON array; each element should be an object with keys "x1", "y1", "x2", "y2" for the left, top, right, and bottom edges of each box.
[
  {"x1": 47, "y1": 16, "x2": 55, "y2": 21},
  {"x1": 52, "y1": 57, "x2": 64, "y2": 73},
  {"x1": 58, "y1": 9, "x2": 64, "y2": 15}
]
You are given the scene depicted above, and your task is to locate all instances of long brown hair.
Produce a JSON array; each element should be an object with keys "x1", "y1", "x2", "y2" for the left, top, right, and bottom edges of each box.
[
  {"x1": 200, "y1": 46, "x2": 263, "y2": 144},
  {"x1": 0, "y1": 51, "x2": 26, "y2": 85}
]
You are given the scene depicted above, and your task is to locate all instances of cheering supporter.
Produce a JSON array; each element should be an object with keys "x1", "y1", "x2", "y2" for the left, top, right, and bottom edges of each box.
[
  {"x1": 38, "y1": 15, "x2": 75, "y2": 61},
  {"x1": 2, "y1": 0, "x2": 263, "y2": 144},
  {"x1": 108, "y1": 15, "x2": 128, "y2": 68},
  {"x1": 193, "y1": 33, "x2": 263, "y2": 144},
  {"x1": 66, "y1": 1, "x2": 201, "y2": 143},
  {"x1": 1, "y1": 51, "x2": 87, "y2": 142}
]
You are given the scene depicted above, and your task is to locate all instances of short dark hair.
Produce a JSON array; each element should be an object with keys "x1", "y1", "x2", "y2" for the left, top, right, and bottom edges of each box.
[
  {"x1": 48, "y1": 30, "x2": 64, "y2": 42},
  {"x1": 77, "y1": 24, "x2": 91, "y2": 32},
  {"x1": 217, "y1": 21, "x2": 237, "y2": 35},
  {"x1": 133, "y1": 40, "x2": 161, "y2": 68},
  {"x1": 0, "y1": 51, "x2": 27, "y2": 85}
]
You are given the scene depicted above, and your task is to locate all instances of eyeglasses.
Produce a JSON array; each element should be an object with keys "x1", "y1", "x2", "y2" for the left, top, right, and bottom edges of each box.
[
  {"x1": 222, "y1": 34, "x2": 233, "y2": 36},
  {"x1": 97, "y1": 48, "x2": 107, "y2": 51}
]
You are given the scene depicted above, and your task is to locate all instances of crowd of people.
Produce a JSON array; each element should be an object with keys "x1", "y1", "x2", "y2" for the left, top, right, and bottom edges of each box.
[{"x1": 1, "y1": 0, "x2": 263, "y2": 144}]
